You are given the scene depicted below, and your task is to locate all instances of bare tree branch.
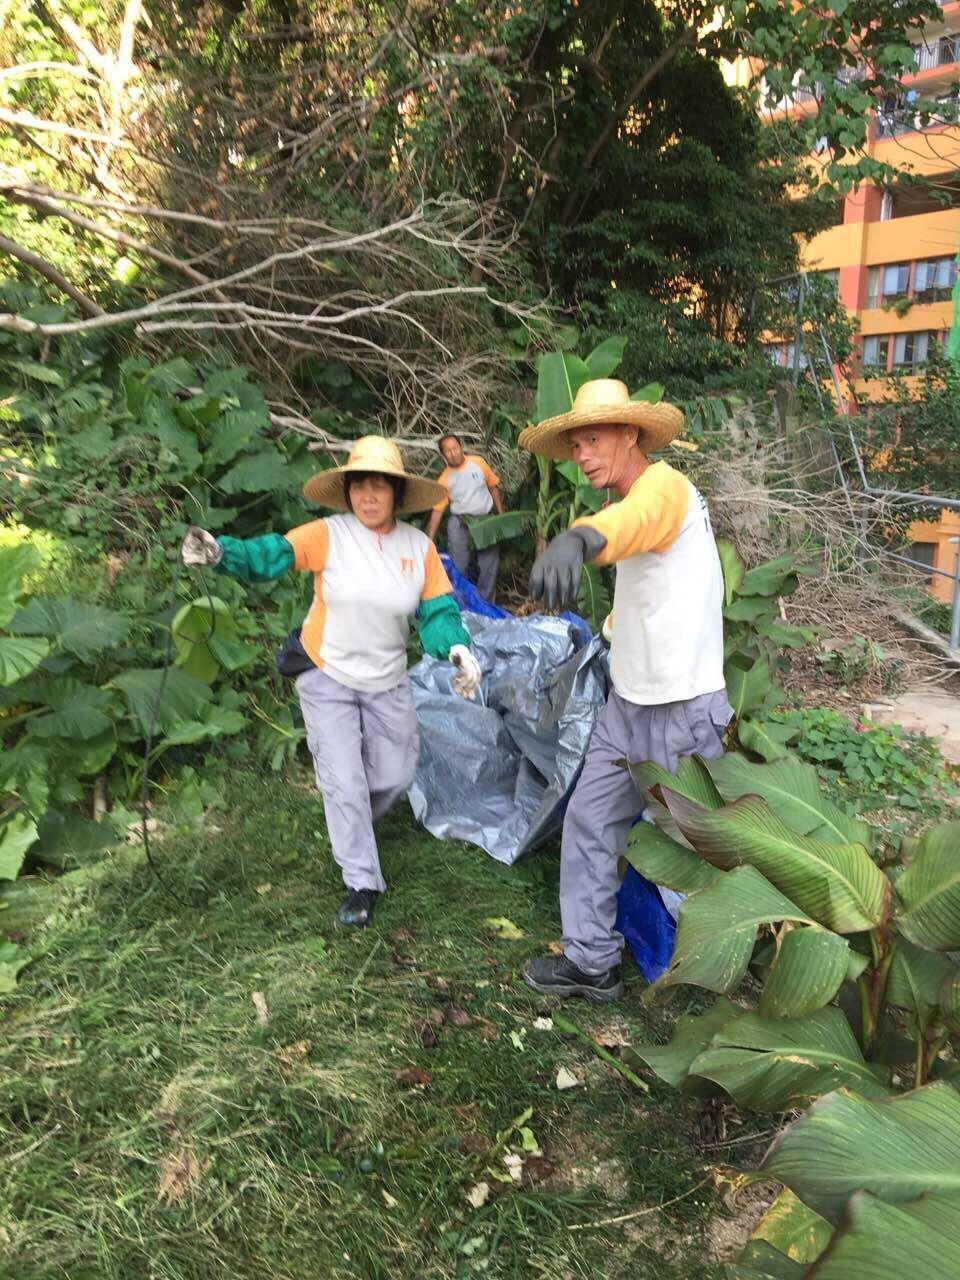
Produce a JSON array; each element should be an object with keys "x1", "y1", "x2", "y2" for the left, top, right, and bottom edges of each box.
[{"x1": 0, "y1": 233, "x2": 104, "y2": 317}]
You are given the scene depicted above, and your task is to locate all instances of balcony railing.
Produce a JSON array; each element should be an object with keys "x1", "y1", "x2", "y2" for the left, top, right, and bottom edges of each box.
[{"x1": 914, "y1": 36, "x2": 960, "y2": 72}]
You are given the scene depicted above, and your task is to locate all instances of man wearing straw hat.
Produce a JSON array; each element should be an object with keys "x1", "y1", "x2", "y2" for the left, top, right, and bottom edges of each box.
[
  {"x1": 517, "y1": 379, "x2": 732, "y2": 1002},
  {"x1": 181, "y1": 436, "x2": 482, "y2": 929}
]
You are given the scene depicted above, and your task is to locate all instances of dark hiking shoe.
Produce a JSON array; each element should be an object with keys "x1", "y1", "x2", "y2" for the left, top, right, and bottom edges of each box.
[
  {"x1": 337, "y1": 888, "x2": 379, "y2": 928},
  {"x1": 521, "y1": 954, "x2": 623, "y2": 1004}
]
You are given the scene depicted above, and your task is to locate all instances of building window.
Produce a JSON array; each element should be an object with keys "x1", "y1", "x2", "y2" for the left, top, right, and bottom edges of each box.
[
  {"x1": 784, "y1": 341, "x2": 809, "y2": 371},
  {"x1": 862, "y1": 335, "x2": 890, "y2": 367},
  {"x1": 892, "y1": 331, "x2": 932, "y2": 368},
  {"x1": 880, "y1": 191, "x2": 894, "y2": 221},
  {"x1": 866, "y1": 263, "x2": 910, "y2": 307},
  {"x1": 914, "y1": 257, "x2": 957, "y2": 301}
]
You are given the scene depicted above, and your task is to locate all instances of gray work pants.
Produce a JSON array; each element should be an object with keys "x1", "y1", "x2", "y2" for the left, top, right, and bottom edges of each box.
[
  {"x1": 448, "y1": 513, "x2": 500, "y2": 603},
  {"x1": 560, "y1": 687, "x2": 732, "y2": 973},
  {"x1": 295, "y1": 667, "x2": 419, "y2": 893}
]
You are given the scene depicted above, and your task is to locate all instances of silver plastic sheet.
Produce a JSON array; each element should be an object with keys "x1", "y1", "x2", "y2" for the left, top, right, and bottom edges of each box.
[{"x1": 407, "y1": 613, "x2": 610, "y2": 864}]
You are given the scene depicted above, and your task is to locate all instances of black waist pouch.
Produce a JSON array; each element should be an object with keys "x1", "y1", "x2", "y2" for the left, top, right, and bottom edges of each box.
[{"x1": 276, "y1": 627, "x2": 316, "y2": 678}]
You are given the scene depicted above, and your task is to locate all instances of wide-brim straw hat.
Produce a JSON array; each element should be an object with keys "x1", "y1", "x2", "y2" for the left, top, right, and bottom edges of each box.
[
  {"x1": 518, "y1": 378, "x2": 684, "y2": 462},
  {"x1": 303, "y1": 435, "x2": 446, "y2": 514}
]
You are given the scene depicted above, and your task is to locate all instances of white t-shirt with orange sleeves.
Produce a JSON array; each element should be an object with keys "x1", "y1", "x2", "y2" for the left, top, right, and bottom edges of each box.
[
  {"x1": 573, "y1": 460, "x2": 725, "y2": 706},
  {"x1": 432, "y1": 455, "x2": 500, "y2": 517},
  {"x1": 284, "y1": 514, "x2": 452, "y2": 693}
]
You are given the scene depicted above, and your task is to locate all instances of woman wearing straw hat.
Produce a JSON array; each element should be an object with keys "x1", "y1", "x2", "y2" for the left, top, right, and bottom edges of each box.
[
  {"x1": 517, "y1": 379, "x2": 732, "y2": 1002},
  {"x1": 181, "y1": 435, "x2": 482, "y2": 928}
]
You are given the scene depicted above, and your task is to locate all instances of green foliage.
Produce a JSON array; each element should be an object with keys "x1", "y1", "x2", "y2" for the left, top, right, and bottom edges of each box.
[
  {"x1": 816, "y1": 636, "x2": 905, "y2": 697},
  {"x1": 761, "y1": 707, "x2": 954, "y2": 816},
  {"x1": 625, "y1": 719, "x2": 960, "y2": 1274}
]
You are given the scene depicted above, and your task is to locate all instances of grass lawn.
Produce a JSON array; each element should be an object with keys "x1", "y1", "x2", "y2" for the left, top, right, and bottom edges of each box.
[{"x1": 1, "y1": 770, "x2": 769, "y2": 1280}]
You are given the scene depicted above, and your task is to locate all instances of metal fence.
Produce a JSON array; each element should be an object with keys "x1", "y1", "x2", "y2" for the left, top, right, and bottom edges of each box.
[{"x1": 765, "y1": 271, "x2": 960, "y2": 650}]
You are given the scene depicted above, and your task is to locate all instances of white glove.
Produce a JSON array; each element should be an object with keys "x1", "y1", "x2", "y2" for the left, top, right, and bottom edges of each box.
[
  {"x1": 601, "y1": 612, "x2": 614, "y2": 645},
  {"x1": 449, "y1": 644, "x2": 482, "y2": 701},
  {"x1": 181, "y1": 525, "x2": 222, "y2": 567}
]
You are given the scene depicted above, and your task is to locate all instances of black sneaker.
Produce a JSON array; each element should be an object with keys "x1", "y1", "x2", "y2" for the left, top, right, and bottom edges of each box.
[
  {"x1": 337, "y1": 888, "x2": 379, "y2": 928},
  {"x1": 522, "y1": 954, "x2": 623, "y2": 1004}
]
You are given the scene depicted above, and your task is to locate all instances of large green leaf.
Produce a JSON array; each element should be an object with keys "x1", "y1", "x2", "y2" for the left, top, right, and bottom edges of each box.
[
  {"x1": 465, "y1": 510, "x2": 534, "y2": 551},
  {"x1": 764, "y1": 1083, "x2": 960, "y2": 1222},
  {"x1": 725, "y1": 1240, "x2": 805, "y2": 1279},
  {"x1": 626, "y1": 997, "x2": 739, "y2": 1089},
  {"x1": 758, "y1": 927, "x2": 851, "y2": 1020},
  {"x1": 737, "y1": 718, "x2": 795, "y2": 763},
  {"x1": 205, "y1": 407, "x2": 268, "y2": 467},
  {"x1": 32, "y1": 809, "x2": 116, "y2": 868},
  {"x1": 171, "y1": 596, "x2": 249, "y2": 683},
  {"x1": 0, "y1": 939, "x2": 29, "y2": 994},
  {"x1": 113, "y1": 667, "x2": 211, "y2": 735},
  {"x1": 806, "y1": 1190, "x2": 960, "y2": 1280},
  {"x1": 689, "y1": 1008, "x2": 889, "y2": 1112},
  {"x1": 725, "y1": 656, "x2": 773, "y2": 717},
  {"x1": 654, "y1": 865, "x2": 813, "y2": 995},
  {"x1": 705, "y1": 753, "x2": 873, "y2": 847},
  {"x1": 895, "y1": 822, "x2": 960, "y2": 951},
  {"x1": 155, "y1": 702, "x2": 247, "y2": 752},
  {"x1": 659, "y1": 788, "x2": 887, "y2": 934},
  {"x1": 0, "y1": 741, "x2": 49, "y2": 820},
  {"x1": 27, "y1": 679, "x2": 114, "y2": 741},
  {"x1": 535, "y1": 352, "x2": 590, "y2": 421},
  {"x1": 716, "y1": 538, "x2": 744, "y2": 607},
  {"x1": 886, "y1": 936, "x2": 957, "y2": 1026},
  {"x1": 577, "y1": 564, "x2": 611, "y2": 634},
  {"x1": 0, "y1": 543, "x2": 41, "y2": 626},
  {"x1": 8, "y1": 597, "x2": 130, "y2": 660},
  {"x1": 0, "y1": 812, "x2": 38, "y2": 881},
  {"x1": 630, "y1": 382, "x2": 664, "y2": 404},
  {"x1": 752, "y1": 1188, "x2": 832, "y2": 1268},
  {"x1": 740, "y1": 553, "x2": 800, "y2": 598},
  {"x1": 624, "y1": 821, "x2": 722, "y2": 894},
  {"x1": 628, "y1": 755, "x2": 723, "y2": 808},
  {"x1": 724, "y1": 597, "x2": 779, "y2": 623},
  {"x1": 0, "y1": 635, "x2": 49, "y2": 685},
  {"x1": 584, "y1": 336, "x2": 626, "y2": 379},
  {"x1": 218, "y1": 446, "x2": 290, "y2": 494}
]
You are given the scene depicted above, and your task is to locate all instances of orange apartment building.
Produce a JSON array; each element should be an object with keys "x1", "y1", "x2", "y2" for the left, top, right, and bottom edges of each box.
[{"x1": 759, "y1": 2, "x2": 960, "y2": 602}]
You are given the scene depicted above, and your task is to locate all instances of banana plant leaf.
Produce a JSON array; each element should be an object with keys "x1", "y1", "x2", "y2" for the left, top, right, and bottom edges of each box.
[
  {"x1": 584, "y1": 336, "x2": 626, "y2": 378},
  {"x1": 758, "y1": 927, "x2": 852, "y2": 1020},
  {"x1": 625, "y1": 997, "x2": 738, "y2": 1089},
  {"x1": 886, "y1": 936, "x2": 957, "y2": 1027},
  {"x1": 725, "y1": 655, "x2": 773, "y2": 717},
  {"x1": 465, "y1": 510, "x2": 534, "y2": 551},
  {"x1": 752, "y1": 1188, "x2": 832, "y2": 1268},
  {"x1": 535, "y1": 352, "x2": 590, "y2": 421},
  {"x1": 725, "y1": 1241, "x2": 806, "y2": 1279},
  {"x1": 688, "y1": 1008, "x2": 890, "y2": 1111},
  {"x1": 628, "y1": 756, "x2": 723, "y2": 808},
  {"x1": 763, "y1": 1082, "x2": 960, "y2": 1222},
  {"x1": 895, "y1": 822, "x2": 960, "y2": 951},
  {"x1": 624, "y1": 821, "x2": 722, "y2": 894},
  {"x1": 705, "y1": 754, "x2": 872, "y2": 848},
  {"x1": 804, "y1": 1191, "x2": 960, "y2": 1280},
  {"x1": 716, "y1": 537, "x2": 745, "y2": 606},
  {"x1": 652, "y1": 865, "x2": 813, "y2": 995},
  {"x1": 658, "y1": 788, "x2": 887, "y2": 935},
  {"x1": 737, "y1": 718, "x2": 795, "y2": 763}
]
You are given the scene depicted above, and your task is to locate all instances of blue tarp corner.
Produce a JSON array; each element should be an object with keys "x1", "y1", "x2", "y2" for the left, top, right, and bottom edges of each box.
[{"x1": 615, "y1": 865, "x2": 677, "y2": 983}]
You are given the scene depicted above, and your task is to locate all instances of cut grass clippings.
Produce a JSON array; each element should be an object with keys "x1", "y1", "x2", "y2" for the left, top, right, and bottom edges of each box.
[{"x1": 0, "y1": 770, "x2": 757, "y2": 1280}]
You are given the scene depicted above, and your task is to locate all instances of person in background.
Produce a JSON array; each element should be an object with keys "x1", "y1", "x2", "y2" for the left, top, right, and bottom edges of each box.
[
  {"x1": 181, "y1": 435, "x2": 482, "y2": 930},
  {"x1": 516, "y1": 379, "x2": 732, "y2": 1003},
  {"x1": 426, "y1": 433, "x2": 504, "y2": 603}
]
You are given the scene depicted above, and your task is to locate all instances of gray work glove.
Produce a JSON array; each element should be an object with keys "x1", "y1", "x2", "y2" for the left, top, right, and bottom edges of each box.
[
  {"x1": 529, "y1": 527, "x2": 607, "y2": 611},
  {"x1": 181, "y1": 525, "x2": 223, "y2": 567}
]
